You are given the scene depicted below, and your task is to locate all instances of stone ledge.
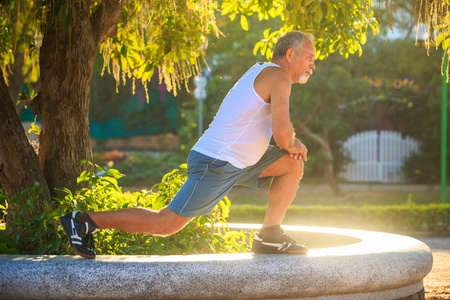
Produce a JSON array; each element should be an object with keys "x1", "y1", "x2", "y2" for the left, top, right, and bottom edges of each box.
[{"x1": 0, "y1": 225, "x2": 433, "y2": 299}]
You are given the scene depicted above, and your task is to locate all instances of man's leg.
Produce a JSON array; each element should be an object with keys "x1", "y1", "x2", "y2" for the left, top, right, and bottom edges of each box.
[
  {"x1": 60, "y1": 207, "x2": 192, "y2": 258},
  {"x1": 259, "y1": 154, "x2": 304, "y2": 228},
  {"x1": 250, "y1": 154, "x2": 307, "y2": 254},
  {"x1": 88, "y1": 207, "x2": 193, "y2": 236}
]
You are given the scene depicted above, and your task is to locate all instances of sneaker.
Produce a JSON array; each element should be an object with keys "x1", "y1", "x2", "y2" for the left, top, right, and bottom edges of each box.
[
  {"x1": 251, "y1": 228, "x2": 308, "y2": 254},
  {"x1": 59, "y1": 211, "x2": 98, "y2": 259}
]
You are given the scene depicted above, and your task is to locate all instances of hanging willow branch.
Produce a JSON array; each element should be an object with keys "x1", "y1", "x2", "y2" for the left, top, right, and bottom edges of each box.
[{"x1": 380, "y1": 0, "x2": 450, "y2": 81}]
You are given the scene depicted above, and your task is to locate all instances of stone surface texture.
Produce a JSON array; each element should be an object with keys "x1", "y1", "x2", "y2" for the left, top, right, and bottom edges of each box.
[{"x1": 0, "y1": 225, "x2": 433, "y2": 299}]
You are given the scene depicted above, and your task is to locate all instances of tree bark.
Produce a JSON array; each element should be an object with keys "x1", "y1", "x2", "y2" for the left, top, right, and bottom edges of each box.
[
  {"x1": 296, "y1": 123, "x2": 342, "y2": 197},
  {"x1": 0, "y1": 71, "x2": 51, "y2": 233},
  {"x1": 7, "y1": 50, "x2": 26, "y2": 115},
  {"x1": 36, "y1": 1, "x2": 124, "y2": 197}
]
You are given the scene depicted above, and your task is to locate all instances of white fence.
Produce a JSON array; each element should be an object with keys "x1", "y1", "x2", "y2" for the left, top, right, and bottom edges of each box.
[{"x1": 340, "y1": 130, "x2": 420, "y2": 183}]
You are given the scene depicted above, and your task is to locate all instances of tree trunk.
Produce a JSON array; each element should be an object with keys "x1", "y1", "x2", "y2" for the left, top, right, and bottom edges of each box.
[
  {"x1": 0, "y1": 71, "x2": 52, "y2": 233},
  {"x1": 36, "y1": 22, "x2": 96, "y2": 197},
  {"x1": 297, "y1": 124, "x2": 342, "y2": 197},
  {"x1": 0, "y1": 1, "x2": 124, "y2": 234},
  {"x1": 35, "y1": 2, "x2": 124, "y2": 197},
  {"x1": 7, "y1": 50, "x2": 26, "y2": 115}
]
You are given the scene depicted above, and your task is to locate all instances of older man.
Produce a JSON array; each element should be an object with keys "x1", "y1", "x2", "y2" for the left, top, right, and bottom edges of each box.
[{"x1": 60, "y1": 31, "x2": 316, "y2": 258}]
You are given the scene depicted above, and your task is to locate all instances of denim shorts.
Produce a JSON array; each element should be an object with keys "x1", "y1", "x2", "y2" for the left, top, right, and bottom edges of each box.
[{"x1": 168, "y1": 145, "x2": 288, "y2": 218}]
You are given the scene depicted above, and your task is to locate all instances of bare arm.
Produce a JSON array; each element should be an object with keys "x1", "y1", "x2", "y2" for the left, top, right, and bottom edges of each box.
[{"x1": 269, "y1": 69, "x2": 308, "y2": 161}]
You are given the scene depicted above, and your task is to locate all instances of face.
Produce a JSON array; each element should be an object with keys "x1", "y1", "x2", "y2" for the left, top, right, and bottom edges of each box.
[{"x1": 289, "y1": 41, "x2": 316, "y2": 84}]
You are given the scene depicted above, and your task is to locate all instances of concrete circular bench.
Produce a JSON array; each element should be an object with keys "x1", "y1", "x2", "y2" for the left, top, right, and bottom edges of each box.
[{"x1": 0, "y1": 224, "x2": 432, "y2": 299}]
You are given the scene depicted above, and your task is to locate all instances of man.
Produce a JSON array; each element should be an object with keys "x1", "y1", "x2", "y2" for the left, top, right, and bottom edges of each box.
[{"x1": 60, "y1": 31, "x2": 316, "y2": 259}]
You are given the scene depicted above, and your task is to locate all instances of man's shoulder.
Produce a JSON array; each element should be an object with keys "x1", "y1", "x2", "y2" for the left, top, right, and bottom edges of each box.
[
  {"x1": 254, "y1": 64, "x2": 291, "y2": 102},
  {"x1": 258, "y1": 64, "x2": 289, "y2": 82}
]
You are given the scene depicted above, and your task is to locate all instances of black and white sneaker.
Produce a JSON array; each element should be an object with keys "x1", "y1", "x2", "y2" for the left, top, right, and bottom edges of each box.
[
  {"x1": 59, "y1": 211, "x2": 98, "y2": 259},
  {"x1": 251, "y1": 229, "x2": 308, "y2": 254}
]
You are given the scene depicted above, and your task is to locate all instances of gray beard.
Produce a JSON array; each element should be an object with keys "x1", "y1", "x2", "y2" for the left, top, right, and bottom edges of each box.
[{"x1": 298, "y1": 70, "x2": 312, "y2": 84}]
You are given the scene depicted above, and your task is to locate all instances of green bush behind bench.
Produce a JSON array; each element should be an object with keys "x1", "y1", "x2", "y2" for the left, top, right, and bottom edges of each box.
[{"x1": 228, "y1": 201, "x2": 450, "y2": 232}]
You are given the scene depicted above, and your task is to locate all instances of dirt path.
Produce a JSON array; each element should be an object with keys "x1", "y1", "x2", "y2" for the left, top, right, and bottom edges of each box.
[
  {"x1": 418, "y1": 237, "x2": 450, "y2": 300},
  {"x1": 423, "y1": 250, "x2": 450, "y2": 300}
]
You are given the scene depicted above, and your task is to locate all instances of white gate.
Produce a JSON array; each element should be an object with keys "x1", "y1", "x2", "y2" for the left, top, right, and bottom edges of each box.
[{"x1": 340, "y1": 130, "x2": 420, "y2": 182}]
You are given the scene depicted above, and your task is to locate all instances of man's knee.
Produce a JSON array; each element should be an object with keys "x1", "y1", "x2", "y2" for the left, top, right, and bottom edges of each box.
[
  {"x1": 288, "y1": 158, "x2": 304, "y2": 182},
  {"x1": 154, "y1": 208, "x2": 192, "y2": 236},
  {"x1": 280, "y1": 154, "x2": 304, "y2": 179}
]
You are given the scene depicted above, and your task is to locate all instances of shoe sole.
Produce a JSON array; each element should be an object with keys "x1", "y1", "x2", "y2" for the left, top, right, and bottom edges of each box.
[
  {"x1": 252, "y1": 249, "x2": 308, "y2": 254},
  {"x1": 72, "y1": 247, "x2": 96, "y2": 259},
  {"x1": 59, "y1": 216, "x2": 96, "y2": 259}
]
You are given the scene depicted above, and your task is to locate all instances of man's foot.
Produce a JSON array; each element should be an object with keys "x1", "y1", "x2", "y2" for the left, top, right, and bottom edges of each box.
[
  {"x1": 251, "y1": 228, "x2": 308, "y2": 254},
  {"x1": 59, "y1": 211, "x2": 98, "y2": 259}
]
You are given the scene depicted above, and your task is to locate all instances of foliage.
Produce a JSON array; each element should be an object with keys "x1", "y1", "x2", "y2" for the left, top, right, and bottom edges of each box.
[
  {"x1": 221, "y1": 0, "x2": 379, "y2": 61},
  {"x1": 93, "y1": 151, "x2": 182, "y2": 187},
  {"x1": 218, "y1": 0, "x2": 450, "y2": 76},
  {"x1": 4, "y1": 182, "x2": 70, "y2": 255},
  {"x1": 412, "y1": 0, "x2": 450, "y2": 76},
  {"x1": 0, "y1": 227, "x2": 18, "y2": 254},
  {"x1": 0, "y1": 187, "x2": 6, "y2": 221},
  {"x1": 350, "y1": 37, "x2": 446, "y2": 184},
  {"x1": 286, "y1": 33, "x2": 447, "y2": 181},
  {"x1": 1, "y1": 0, "x2": 449, "y2": 95},
  {"x1": 99, "y1": 0, "x2": 221, "y2": 96},
  {"x1": 289, "y1": 53, "x2": 369, "y2": 177},
  {"x1": 0, "y1": 164, "x2": 251, "y2": 255},
  {"x1": 228, "y1": 200, "x2": 450, "y2": 232},
  {"x1": 0, "y1": 0, "x2": 220, "y2": 97},
  {"x1": 0, "y1": 0, "x2": 40, "y2": 86}
]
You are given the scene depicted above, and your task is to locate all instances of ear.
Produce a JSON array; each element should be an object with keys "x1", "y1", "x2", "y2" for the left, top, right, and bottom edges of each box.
[{"x1": 286, "y1": 48, "x2": 296, "y2": 62}]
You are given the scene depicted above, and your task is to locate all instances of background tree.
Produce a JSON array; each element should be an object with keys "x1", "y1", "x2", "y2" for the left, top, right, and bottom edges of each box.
[
  {"x1": 0, "y1": 0, "x2": 220, "y2": 233},
  {"x1": 289, "y1": 56, "x2": 369, "y2": 196}
]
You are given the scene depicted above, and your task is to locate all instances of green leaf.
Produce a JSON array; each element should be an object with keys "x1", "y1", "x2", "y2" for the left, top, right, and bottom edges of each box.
[
  {"x1": 240, "y1": 15, "x2": 249, "y2": 31},
  {"x1": 221, "y1": 1, "x2": 235, "y2": 15},
  {"x1": 96, "y1": 164, "x2": 106, "y2": 173},
  {"x1": 55, "y1": 187, "x2": 73, "y2": 197},
  {"x1": 48, "y1": 207, "x2": 67, "y2": 219},
  {"x1": 77, "y1": 170, "x2": 90, "y2": 183},
  {"x1": 106, "y1": 169, "x2": 125, "y2": 179},
  {"x1": 443, "y1": 38, "x2": 450, "y2": 50},
  {"x1": 52, "y1": 237, "x2": 62, "y2": 251},
  {"x1": 121, "y1": 45, "x2": 127, "y2": 57},
  {"x1": 75, "y1": 201, "x2": 87, "y2": 212},
  {"x1": 36, "y1": 241, "x2": 50, "y2": 255}
]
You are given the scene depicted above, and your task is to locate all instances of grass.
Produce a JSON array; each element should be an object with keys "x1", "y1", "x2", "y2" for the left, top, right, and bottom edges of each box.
[
  {"x1": 124, "y1": 179, "x2": 448, "y2": 207},
  {"x1": 227, "y1": 183, "x2": 447, "y2": 207}
]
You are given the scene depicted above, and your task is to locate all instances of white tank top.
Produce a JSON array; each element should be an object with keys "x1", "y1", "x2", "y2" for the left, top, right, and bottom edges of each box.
[{"x1": 192, "y1": 62, "x2": 281, "y2": 169}]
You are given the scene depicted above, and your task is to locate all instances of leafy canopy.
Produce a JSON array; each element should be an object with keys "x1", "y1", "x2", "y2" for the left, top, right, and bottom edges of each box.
[
  {"x1": 0, "y1": 0, "x2": 220, "y2": 96},
  {"x1": 1, "y1": 0, "x2": 449, "y2": 94},
  {"x1": 222, "y1": 0, "x2": 379, "y2": 60}
]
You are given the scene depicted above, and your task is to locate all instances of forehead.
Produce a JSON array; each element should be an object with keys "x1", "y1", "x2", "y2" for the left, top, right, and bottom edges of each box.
[{"x1": 301, "y1": 41, "x2": 316, "y2": 56}]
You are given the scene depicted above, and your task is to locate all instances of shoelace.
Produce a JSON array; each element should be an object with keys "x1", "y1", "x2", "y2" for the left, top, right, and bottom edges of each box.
[
  {"x1": 81, "y1": 234, "x2": 96, "y2": 250},
  {"x1": 280, "y1": 231, "x2": 297, "y2": 244}
]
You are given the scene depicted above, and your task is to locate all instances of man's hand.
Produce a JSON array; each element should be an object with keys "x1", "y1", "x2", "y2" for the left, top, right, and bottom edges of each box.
[{"x1": 288, "y1": 139, "x2": 308, "y2": 161}]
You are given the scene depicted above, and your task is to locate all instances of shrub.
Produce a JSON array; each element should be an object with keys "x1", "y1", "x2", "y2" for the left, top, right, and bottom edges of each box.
[
  {"x1": 0, "y1": 187, "x2": 6, "y2": 221},
  {"x1": 228, "y1": 201, "x2": 450, "y2": 233},
  {"x1": 0, "y1": 163, "x2": 250, "y2": 255},
  {"x1": 93, "y1": 151, "x2": 182, "y2": 187}
]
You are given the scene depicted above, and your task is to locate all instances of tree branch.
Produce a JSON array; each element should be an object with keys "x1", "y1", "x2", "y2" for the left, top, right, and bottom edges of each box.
[
  {"x1": 92, "y1": 0, "x2": 126, "y2": 43},
  {"x1": 30, "y1": 92, "x2": 42, "y2": 117},
  {"x1": 302, "y1": 99, "x2": 322, "y2": 126}
]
